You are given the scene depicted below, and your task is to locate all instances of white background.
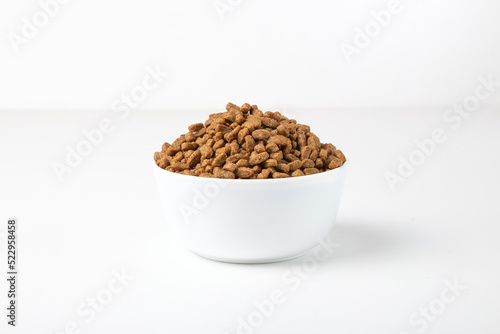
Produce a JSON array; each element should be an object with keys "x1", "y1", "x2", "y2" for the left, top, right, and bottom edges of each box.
[
  {"x1": 1, "y1": 109, "x2": 500, "y2": 334},
  {"x1": 0, "y1": 0, "x2": 500, "y2": 110},
  {"x1": 1, "y1": 0, "x2": 500, "y2": 333}
]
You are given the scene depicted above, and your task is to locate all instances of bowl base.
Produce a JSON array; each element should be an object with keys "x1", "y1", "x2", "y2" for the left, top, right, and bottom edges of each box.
[{"x1": 192, "y1": 248, "x2": 314, "y2": 264}]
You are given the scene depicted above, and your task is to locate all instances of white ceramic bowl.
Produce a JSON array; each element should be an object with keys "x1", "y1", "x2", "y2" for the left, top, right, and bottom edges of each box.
[{"x1": 153, "y1": 161, "x2": 348, "y2": 263}]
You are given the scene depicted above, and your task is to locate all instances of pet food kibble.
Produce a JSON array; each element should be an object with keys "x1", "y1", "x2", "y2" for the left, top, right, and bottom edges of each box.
[
  {"x1": 261, "y1": 117, "x2": 280, "y2": 128},
  {"x1": 181, "y1": 142, "x2": 198, "y2": 151},
  {"x1": 187, "y1": 150, "x2": 201, "y2": 168},
  {"x1": 301, "y1": 146, "x2": 312, "y2": 160},
  {"x1": 272, "y1": 172, "x2": 289, "y2": 178},
  {"x1": 276, "y1": 163, "x2": 290, "y2": 174},
  {"x1": 241, "y1": 103, "x2": 252, "y2": 113},
  {"x1": 262, "y1": 159, "x2": 278, "y2": 168},
  {"x1": 213, "y1": 168, "x2": 236, "y2": 179},
  {"x1": 236, "y1": 167, "x2": 254, "y2": 179},
  {"x1": 154, "y1": 102, "x2": 346, "y2": 179},
  {"x1": 185, "y1": 132, "x2": 196, "y2": 142},
  {"x1": 249, "y1": 151, "x2": 270, "y2": 166},
  {"x1": 236, "y1": 159, "x2": 251, "y2": 168},
  {"x1": 188, "y1": 123, "x2": 204, "y2": 133},
  {"x1": 292, "y1": 169, "x2": 305, "y2": 177},
  {"x1": 269, "y1": 135, "x2": 290, "y2": 147},
  {"x1": 238, "y1": 128, "x2": 250, "y2": 144},
  {"x1": 328, "y1": 157, "x2": 344, "y2": 169},
  {"x1": 304, "y1": 168, "x2": 320, "y2": 175},
  {"x1": 257, "y1": 169, "x2": 271, "y2": 179},
  {"x1": 266, "y1": 143, "x2": 280, "y2": 153},
  {"x1": 288, "y1": 160, "x2": 302, "y2": 172},
  {"x1": 252, "y1": 129, "x2": 271, "y2": 141},
  {"x1": 212, "y1": 153, "x2": 227, "y2": 167},
  {"x1": 302, "y1": 159, "x2": 315, "y2": 169},
  {"x1": 254, "y1": 143, "x2": 266, "y2": 153}
]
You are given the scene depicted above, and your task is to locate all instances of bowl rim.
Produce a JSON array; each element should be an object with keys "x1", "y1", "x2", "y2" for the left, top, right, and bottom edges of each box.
[{"x1": 153, "y1": 159, "x2": 348, "y2": 184}]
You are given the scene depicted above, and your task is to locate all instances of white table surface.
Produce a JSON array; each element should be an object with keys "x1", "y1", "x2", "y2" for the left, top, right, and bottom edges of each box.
[{"x1": 1, "y1": 108, "x2": 499, "y2": 334}]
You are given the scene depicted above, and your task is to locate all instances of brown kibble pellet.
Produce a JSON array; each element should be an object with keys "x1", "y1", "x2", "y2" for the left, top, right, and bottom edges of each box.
[
  {"x1": 215, "y1": 123, "x2": 232, "y2": 134},
  {"x1": 241, "y1": 103, "x2": 252, "y2": 113},
  {"x1": 172, "y1": 162, "x2": 189, "y2": 171},
  {"x1": 309, "y1": 149, "x2": 319, "y2": 161},
  {"x1": 288, "y1": 160, "x2": 302, "y2": 172},
  {"x1": 276, "y1": 163, "x2": 290, "y2": 174},
  {"x1": 266, "y1": 143, "x2": 280, "y2": 153},
  {"x1": 223, "y1": 162, "x2": 237, "y2": 172},
  {"x1": 283, "y1": 143, "x2": 292, "y2": 155},
  {"x1": 252, "y1": 129, "x2": 271, "y2": 141},
  {"x1": 257, "y1": 169, "x2": 271, "y2": 179},
  {"x1": 334, "y1": 149, "x2": 346, "y2": 160},
  {"x1": 181, "y1": 142, "x2": 198, "y2": 151},
  {"x1": 236, "y1": 159, "x2": 251, "y2": 168},
  {"x1": 185, "y1": 132, "x2": 196, "y2": 142},
  {"x1": 308, "y1": 134, "x2": 321, "y2": 150},
  {"x1": 268, "y1": 135, "x2": 290, "y2": 147},
  {"x1": 223, "y1": 127, "x2": 238, "y2": 143},
  {"x1": 252, "y1": 165, "x2": 262, "y2": 175},
  {"x1": 304, "y1": 168, "x2": 320, "y2": 175},
  {"x1": 213, "y1": 139, "x2": 225, "y2": 150},
  {"x1": 319, "y1": 149, "x2": 329, "y2": 161},
  {"x1": 158, "y1": 156, "x2": 169, "y2": 169},
  {"x1": 172, "y1": 151, "x2": 183, "y2": 162},
  {"x1": 236, "y1": 167, "x2": 254, "y2": 179},
  {"x1": 297, "y1": 132, "x2": 307, "y2": 149},
  {"x1": 254, "y1": 143, "x2": 266, "y2": 153},
  {"x1": 166, "y1": 146, "x2": 180, "y2": 156},
  {"x1": 328, "y1": 157, "x2": 344, "y2": 169},
  {"x1": 227, "y1": 153, "x2": 243, "y2": 164},
  {"x1": 188, "y1": 123, "x2": 204, "y2": 133},
  {"x1": 261, "y1": 159, "x2": 278, "y2": 168},
  {"x1": 226, "y1": 102, "x2": 238, "y2": 111},
  {"x1": 300, "y1": 146, "x2": 312, "y2": 160},
  {"x1": 155, "y1": 102, "x2": 346, "y2": 179},
  {"x1": 270, "y1": 151, "x2": 283, "y2": 161},
  {"x1": 187, "y1": 150, "x2": 201, "y2": 168},
  {"x1": 213, "y1": 168, "x2": 235, "y2": 179},
  {"x1": 285, "y1": 153, "x2": 299, "y2": 162},
  {"x1": 244, "y1": 115, "x2": 262, "y2": 130},
  {"x1": 200, "y1": 145, "x2": 214, "y2": 159},
  {"x1": 161, "y1": 142, "x2": 170, "y2": 152},
  {"x1": 238, "y1": 127, "x2": 250, "y2": 144},
  {"x1": 212, "y1": 153, "x2": 227, "y2": 167},
  {"x1": 277, "y1": 124, "x2": 290, "y2": 137},
  {"x1": 249, "y1": 151, "x2": 270, "y2": 166},
  {"x1": 302, "y1": 159, "x2": 315, "y2": 169},
  {"x1": 244, "y1": 135, "x2": 255, "y2": 152},
  {"x1": 261, "y1": 117, "x2": 280, "y2": 128}
]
